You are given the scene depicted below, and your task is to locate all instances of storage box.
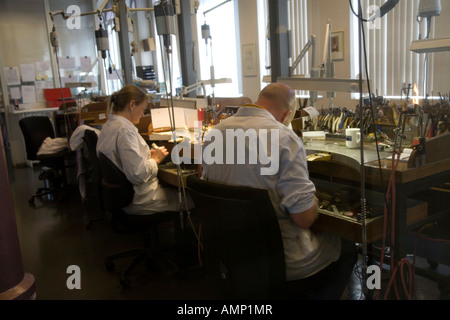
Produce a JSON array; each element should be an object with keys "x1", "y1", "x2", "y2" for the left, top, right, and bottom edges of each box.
[{"x1": 44, "y1": 88, "x2": 74, "y2": 108}]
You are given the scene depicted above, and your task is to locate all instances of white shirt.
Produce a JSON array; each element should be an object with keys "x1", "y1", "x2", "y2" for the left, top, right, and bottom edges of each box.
[
  {"x1": 69, "y1": 125, "x2": 100, "y2": 151},
  {"x1": 201, "y1": 105, "x2": 341, "y2": 280},
  {"x1": 97, "y1": 114, "x2": 178, "y2": 215}
]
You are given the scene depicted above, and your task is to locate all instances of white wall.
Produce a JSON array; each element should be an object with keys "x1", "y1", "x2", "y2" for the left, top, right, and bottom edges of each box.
[
  {"x1": 309, "y1": 0, "x2": 354, "y2": 109},
  {"x1": 238, "y1": 0, "x2": 260, "y2": 102},
  {"x1": 308, "y1": 0, "x2": 450, "y2": 109},
  {"x1": 132, "y1": 0, "x2": 156, "y2": 69},
  {"x1": 0, "y1": 0, "x2": 100, "y2": 166},
  {"x1": 235, "y1": 0, "x2": 358, "y2": 107},
  {"x1": 0, "y1": 0, "x2": 52, "y2": 166}
]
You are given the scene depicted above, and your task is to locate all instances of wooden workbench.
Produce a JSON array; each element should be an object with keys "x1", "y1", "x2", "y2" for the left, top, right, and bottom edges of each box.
[
  {"x1": 155, "y1": 134, "x2": 449, "y2": 265},
  {"x1": 305, "y1": 138, "x2": 450, "y2": 263}
]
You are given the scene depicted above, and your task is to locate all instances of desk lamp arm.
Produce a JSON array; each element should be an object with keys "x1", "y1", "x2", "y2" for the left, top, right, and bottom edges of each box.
[
  {"x1": 290, "y1": 35, "x2": 316, "y2": 77},
  {"x1": 179, "y1": 81, "x2": 208, "y2": 108},
  {"x1": 179, "y1": 81, "x2": 206, "y2": 97}
]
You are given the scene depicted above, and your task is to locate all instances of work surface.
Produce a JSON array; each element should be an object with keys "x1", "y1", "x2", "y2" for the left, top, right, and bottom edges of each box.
[
  {"x1": 304, "y1": 138, "x2": 450, "y2": 186},
  {"x1": 155, "y1": 136, "x2": 449, "y2": 245},
  {"x1": 305, "y1": 139, "x2": 449, "y2": 242}
]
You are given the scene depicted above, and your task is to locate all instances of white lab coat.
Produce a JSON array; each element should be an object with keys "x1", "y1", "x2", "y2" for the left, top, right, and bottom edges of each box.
[{"x1": 96, "y1": 114, "x2": 180, "y2": 215}]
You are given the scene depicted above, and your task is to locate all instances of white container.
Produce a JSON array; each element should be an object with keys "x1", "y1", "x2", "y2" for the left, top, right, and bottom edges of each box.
[{"x1": 345, "y1": 128, "x2": 361, "y2": 149}]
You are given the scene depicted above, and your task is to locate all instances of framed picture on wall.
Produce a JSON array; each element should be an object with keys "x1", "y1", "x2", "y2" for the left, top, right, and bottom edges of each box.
[
  {"x1": 331, "y1": 31, "x2": 344, "y2": 61},
  {"x1": 242, "y1": 44, "x2": 258, "y2": 76}
]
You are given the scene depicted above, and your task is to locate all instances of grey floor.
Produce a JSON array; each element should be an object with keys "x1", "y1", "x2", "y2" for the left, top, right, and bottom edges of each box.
[{"x1": 6, "y1": 159, "x2": 450, "y2": 301}]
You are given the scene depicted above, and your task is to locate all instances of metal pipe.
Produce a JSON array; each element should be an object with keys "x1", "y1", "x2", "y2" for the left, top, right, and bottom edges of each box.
[
  {"x1": 49, "y1": 6, "x2": 154, "y2": 21},
  {"x1": 203, "y1": 0, "x2": 231, "y2": 16},
  {"x1": 290, "y1": 35, "x2": 315, "y2": 76}
]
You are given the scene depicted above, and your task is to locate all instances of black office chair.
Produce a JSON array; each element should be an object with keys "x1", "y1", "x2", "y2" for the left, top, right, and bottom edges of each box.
[
  {"x1": 98, "y1": 152, "x2": 179, "y2": 289},
  {"x1": 186, "y1": 174, "x2": 286, "y2": 299},
  {"x1": 80, "y1": 129, "x2": 104, "y2": 228},
  {"x1": 19, "y1": 116, "x2": 74, "y2": 205}
]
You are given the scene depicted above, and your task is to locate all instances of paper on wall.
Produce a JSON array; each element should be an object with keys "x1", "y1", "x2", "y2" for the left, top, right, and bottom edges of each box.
[
  {"x1": 36, "y1": 61, "x2": 50, "y2": 71},
  {"x1": 4, "y1": 67, "x2": 20, "y2": 85},
  {"x1": 10, "y1": 87, "x2": 21, "y2": 100},
  {"x1": 80, "y1": 56, "x2": 92, "y2": 72},
  {"x1": 58, "y1": 56, "x2": 76, "y2": 69},
  {"x1": 35, "y1": 81, "x2": 54, "y2": 102},
  {"x1": 21, "y1": 85, "x2": 36, "y2": 104},
  {"x1": 20, "y1": 64, "x2": 36, "y2": 82}
]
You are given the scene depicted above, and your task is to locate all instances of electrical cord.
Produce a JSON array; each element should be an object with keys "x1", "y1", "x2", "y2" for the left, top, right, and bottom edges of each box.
[
  {"x1": 52, "y1": 25, "x2": 72, "y2": 143},
  {"x1": 376, "y1": 113, "x2": 422, "y2": 300},
  {"x1": 349, "y1": 0, "x2": 369, "y2": 22},
  {"x1": 354, "y1": 0, "x2": 393, "y2": 298},
  {"x1": 352, "y1": 0, "x2": 417, "y2": 300},
  {"x1": 158, "y1": 29, "x2": 203, "y2": 257},
  {"x1": 107, "y1": 50, "x2": 123, "y2": 88},
  {"x1": 383, "y1": 257, "x2": 414, "y2": 300},
  {"x1": 358, "y1": 2, "x2": 389, "y2": 206}
]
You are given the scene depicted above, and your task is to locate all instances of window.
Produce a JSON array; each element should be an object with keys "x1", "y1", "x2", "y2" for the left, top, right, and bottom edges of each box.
[
  {"x1": 350, "y1": 0, "x2": 450, "y2": 100},
  {"x1": 49, "y1": 0, "x2": 99, "y2": 95},
  {"x1": 95, "y1": 0, "x2": 182, "y2": 96},
  {"x1": 196, "y1": 0, "x2": 240, "y2": 97},
  {"x1": 257, "y1": 0, "x2": 270, "y2": 89},
  {"x1": 104, "y1": 20, "x2": 123, "y2": 94},
  {"x1": 153, "y1": 0, "x2": 182, "y2": 96},
  {"x1": 287, "y1": 0, "x2": 310, "y2": 97},
  {"x1": 258, "y1": 0, "x2": 311, "y2": 95},
  {"x1": 288, "y1": 0, "x2": 310, "y2": 78}
]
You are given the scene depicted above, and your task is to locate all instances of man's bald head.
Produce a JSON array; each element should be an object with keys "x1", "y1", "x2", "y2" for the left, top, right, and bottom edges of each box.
[{"x1": 255, "y1": 83, "x2": 296, "y2": 125}]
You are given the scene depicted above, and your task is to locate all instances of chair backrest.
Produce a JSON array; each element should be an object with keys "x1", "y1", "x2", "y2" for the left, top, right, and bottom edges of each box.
[
  {"x1": 98, "y1": 152, "x2": 172, "y2": 233},
  {"x1": 82, "y1": 129, "x2": 101, "y2": 185},
  {"x1": 97, "y1": 152, "x2": 134, "y2": 210},
  {"x1": 186, "y1": 175, "x2": 286, "y2": 299},
  {"x1": 19, "y1": 116, "x2": 56, "y2": 161}
]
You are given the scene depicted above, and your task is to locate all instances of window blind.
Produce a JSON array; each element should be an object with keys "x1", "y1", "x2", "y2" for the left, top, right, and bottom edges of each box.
[
  {"x1": 287, "y1": 0, "x2": 310, "y2": 97},
  {"x1": 352, "y1": 0, "x2": 450, "y2": 98},
  {"x1": 288, "y1": 0, "x2": 310, "y2": 77}
]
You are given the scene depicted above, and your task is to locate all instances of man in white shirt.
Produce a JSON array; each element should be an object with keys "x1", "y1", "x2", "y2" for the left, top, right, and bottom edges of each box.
[{"x1": 201, "y1": 83, "x2": 357, "y2": 299}]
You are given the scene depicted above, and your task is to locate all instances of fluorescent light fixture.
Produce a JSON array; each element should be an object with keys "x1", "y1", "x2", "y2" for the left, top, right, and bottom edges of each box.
[
  {"x1": 296, "y1": 94, "x2": 324, "y2": 99},
  {"x1": 160, "y1": 97, "x2": 207, "y2": 109},
  {"x1": 410, "y1": 37, "x2": 450, "y2": 53},
  {"x1": 277, "y1": 77, "x2": 370, "y2": 93},
  {"x1": 203, "y1": 77, "x2": 232, "y2": 85}
]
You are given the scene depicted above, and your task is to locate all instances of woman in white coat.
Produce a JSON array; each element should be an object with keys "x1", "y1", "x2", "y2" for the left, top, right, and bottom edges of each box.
[{"x1": 97, "y1": 85, "x2": 190, "y2": 215}]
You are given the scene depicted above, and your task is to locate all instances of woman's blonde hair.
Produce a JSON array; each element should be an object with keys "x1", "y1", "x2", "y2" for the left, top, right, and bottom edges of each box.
[{"x1": 109, "y1": 85, "x2": 148, "y2": 113}]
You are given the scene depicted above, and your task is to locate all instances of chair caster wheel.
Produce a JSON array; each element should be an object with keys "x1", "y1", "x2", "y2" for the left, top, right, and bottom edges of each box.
[
  {"x1": 105, "y1": 260, "x2": 115, "y2": 271},
  {"x1": 120, "y1": 278, "x2": 131, "y2": 289}
]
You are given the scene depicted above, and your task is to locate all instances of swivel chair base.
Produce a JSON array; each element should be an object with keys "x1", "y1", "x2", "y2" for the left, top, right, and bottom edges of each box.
[
  {"x1": 105, "y1": 244, "x2": 180, "y2": 289},
  {"x1": 29, "y1": 167, "x2": 65, "y2": 205}
]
